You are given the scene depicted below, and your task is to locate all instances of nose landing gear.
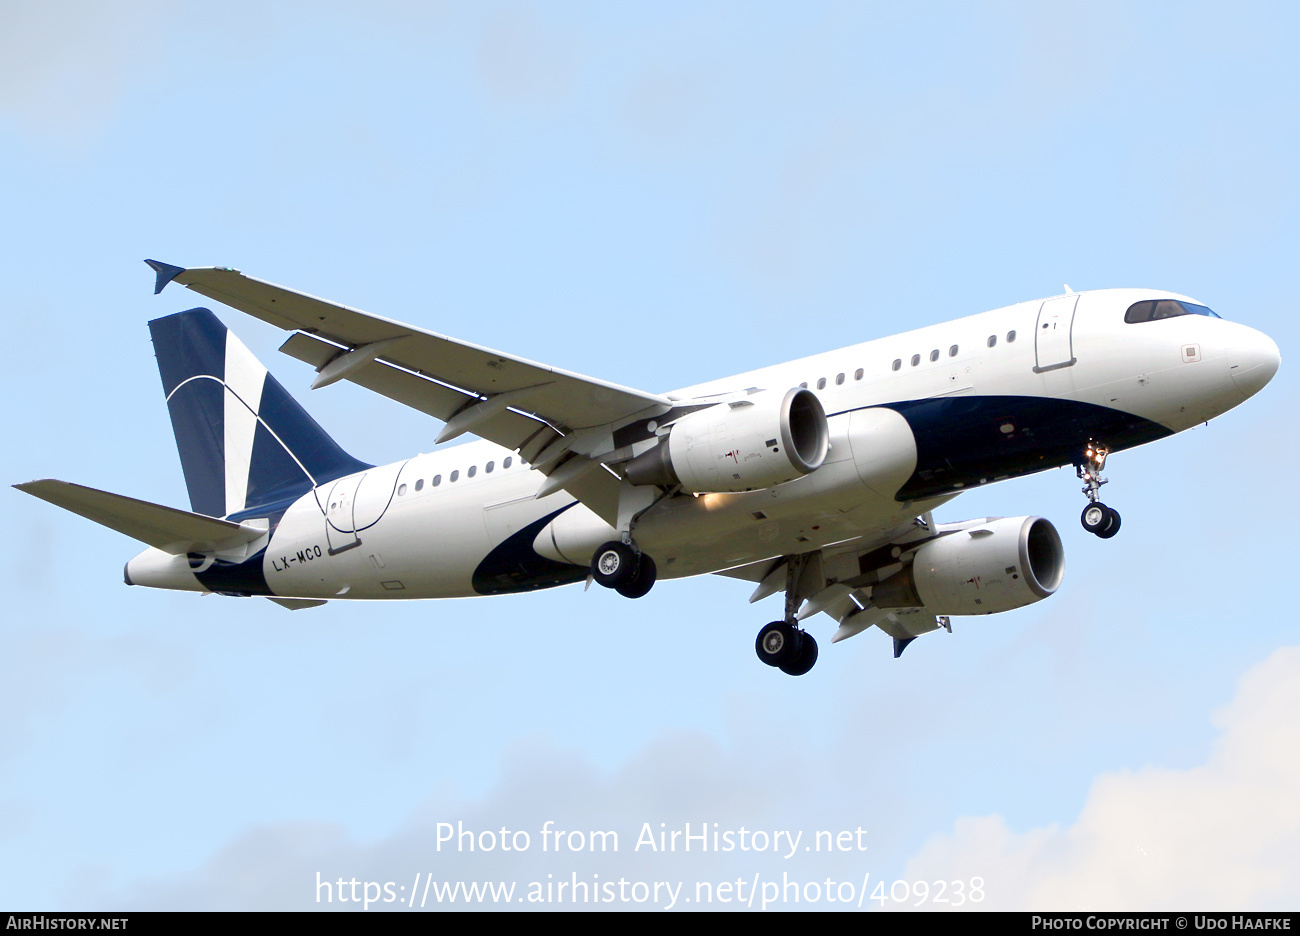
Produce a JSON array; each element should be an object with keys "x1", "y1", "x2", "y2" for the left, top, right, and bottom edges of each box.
[
  {"x1": 1077, "y1": 442, "x2": 1121, "y2": 538},
  {"x1": 1080, "y1": 501, "x2": 1121, "y2": 538}
]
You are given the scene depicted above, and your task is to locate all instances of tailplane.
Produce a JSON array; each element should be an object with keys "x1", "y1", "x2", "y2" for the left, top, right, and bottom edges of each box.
[
  {"x1": 149, "y1": 308, "x2": 369, "y2": 518},
  {"x1": 13, "y1": 479, "x2": 267, "y2": 554}
]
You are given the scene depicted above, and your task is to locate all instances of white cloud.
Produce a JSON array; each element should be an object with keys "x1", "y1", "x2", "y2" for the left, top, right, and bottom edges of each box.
[
  {"x1": 111, "y1": 648, "x2": 1300, "y2": 912},
  {"x1": 112, "y1": 731, "x2": 806, "y2": 910},
  {"x1": 899, "y1": 647, "x2": 1300, "y2": 910}
]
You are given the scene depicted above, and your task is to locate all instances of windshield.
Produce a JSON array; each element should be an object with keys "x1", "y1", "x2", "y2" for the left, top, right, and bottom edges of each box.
[{"x1": 1125, "y1": 299, "x2": 1222, "y2": 324}]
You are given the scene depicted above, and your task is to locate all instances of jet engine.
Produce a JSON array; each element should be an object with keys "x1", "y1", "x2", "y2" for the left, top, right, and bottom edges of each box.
[
  {"x1": 872, "y1": 516, "x2": 1065, "y2": 615},
  {"x1": 624, "y1": 388, "x2": 829, "y2": 493}
]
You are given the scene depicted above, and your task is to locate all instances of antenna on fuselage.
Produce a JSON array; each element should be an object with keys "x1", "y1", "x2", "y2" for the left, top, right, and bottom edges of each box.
[{"x1": 1064, "y1": 284, "x2": 1075, "y2": 294}]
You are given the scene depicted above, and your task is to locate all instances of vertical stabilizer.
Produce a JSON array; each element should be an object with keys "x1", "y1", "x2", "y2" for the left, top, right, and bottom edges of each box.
[{"x1": 149, "y1": 308, "x2": 370, "y2": 518}]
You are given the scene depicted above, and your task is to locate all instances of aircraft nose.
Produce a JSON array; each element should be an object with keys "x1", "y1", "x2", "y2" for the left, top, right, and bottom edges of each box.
[{"x1": 1227, "y1": 329, "x2": 1281, "y2": 400}]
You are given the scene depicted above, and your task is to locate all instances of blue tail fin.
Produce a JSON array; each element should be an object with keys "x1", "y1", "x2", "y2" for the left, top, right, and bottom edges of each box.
[{"x1": 149, "y1": 308, "x2": 370, "y2": 518}]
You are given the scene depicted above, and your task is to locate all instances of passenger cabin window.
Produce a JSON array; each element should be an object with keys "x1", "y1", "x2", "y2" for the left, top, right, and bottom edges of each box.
[
  {"x1": 835, "y1": 373, "x2": 845, "y2": 385},
  {"x1": 450, "y1": 470, "x2": 459, "y2": 482},
  {"x1": 398, "y1": 483, "x2": 407, "y2": 496},
  {"x1": 414, "y1": 478, "x2": 424, "y2": 491},
  {"x1": 1007, "y1": 330, "x2": 1017, "y2": 342},
  {"x1": 486, "y1": 461, "x2": 495, "y2": 473},
  {"x1": 503, "y1": 457, "x2": 512, "y2": 469},
  {"x1": 1124, "y1": 299, "x2": 1221, "y2": 324},
  {"x1": 949, "y1": 344, "x2": 958, "y2": 357},
  {"x1": 816, "y1": 377, "x2": 826, "y2": 389},
  {"x1": 800, "y1": 381, "x2": 808, "y2": 389},
  {"x1": 910, "y1": 354, "x2": 920, "y2": 367},
  {"x1": 468, "y1": 465, "x2": 477, "y2": 478},
  {"x1": 987, "y1": 335, "x2": 997, "y2": 348},
  {"x1": 433, "y1": 474, "x2": 442, "y2": 486},
  {"x1": 854, "y1": 368, "x2": 863, "y2": 380},
  {"x1": 892, "y1": 359, "x2": 902, "y2": 371},
  {"x1": 929, "y1": 349, "x2": 939, "y2": 362}
]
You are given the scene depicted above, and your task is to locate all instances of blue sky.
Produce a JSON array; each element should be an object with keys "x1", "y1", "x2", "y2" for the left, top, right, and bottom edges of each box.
[{"x1": 2, "y1": 1, "x2": 1297, "y2": 910}]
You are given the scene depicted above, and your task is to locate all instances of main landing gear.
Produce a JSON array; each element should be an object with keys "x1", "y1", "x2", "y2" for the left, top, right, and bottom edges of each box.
[
  {"x1": 753, "y1": 554, "x2": 819, "y2": 676},
  {"x1": 756, "y1": 621, "x2": 818, "y2": 676},
  {"x1": 590, "y1": 540, "x2": 658, "y2": 599},
  {"x1": 1077, "y1": 442, "x2": 1121, "y2": 539}
]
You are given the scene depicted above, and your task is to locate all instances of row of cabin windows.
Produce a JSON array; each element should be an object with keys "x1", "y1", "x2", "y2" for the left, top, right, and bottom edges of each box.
[
  {"x1": 799, "y1": 367, "x2": 866, "y2": 390},
  {"x1": 396, "y1": 455, "x2": 515, "y2": 496},
  {"x1": 800, "y1": 330, "x2": 1019, "y2": 385},
  {"x1": 889, "y1": 331, "x2": 1015, "y2": 371},
  {"x1": 395, "y1": 328, "x2": 1027, "y2": 494}
]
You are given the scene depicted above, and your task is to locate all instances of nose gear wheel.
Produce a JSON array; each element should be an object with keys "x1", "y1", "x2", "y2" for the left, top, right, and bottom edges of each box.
[
  {"x1": 1077, "y1": 442, "x2": 1122, "y2": 538},
  {"x1": 1081, "y1": 502, "x2": 1120, "y2": 538}
]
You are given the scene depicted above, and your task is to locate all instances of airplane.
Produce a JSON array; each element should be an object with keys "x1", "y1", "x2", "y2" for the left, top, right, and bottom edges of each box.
[{"x1": 15, "y1": 262, "x2": 1280, "y2": 675}]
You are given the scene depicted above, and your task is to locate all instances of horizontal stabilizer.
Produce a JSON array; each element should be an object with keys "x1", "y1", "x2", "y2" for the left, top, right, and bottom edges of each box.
[{"x1": 14, "y1": 480, "x2": 268, "y2": 555}]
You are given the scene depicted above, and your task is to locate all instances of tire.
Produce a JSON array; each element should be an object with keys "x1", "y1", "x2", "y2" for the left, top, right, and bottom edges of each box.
[
  {"x1": 779, "y1": 630, "x2": 819, "y2": 676},
  {"x1": 1081, "y1": 503, "x2": 1110, "y2": 535},
  {"x1": 615, "y1": 553, "x2": 657, "y2": 599},
  {"x1": 591, "y1": 541, "x2": 638, "y2": 589},
  {"x1": 755, "y1": 621, "x2": 802, "y2": 667},
  {"x1": 1096, "y1": 506, "x2": 1122, "y2": 539}
]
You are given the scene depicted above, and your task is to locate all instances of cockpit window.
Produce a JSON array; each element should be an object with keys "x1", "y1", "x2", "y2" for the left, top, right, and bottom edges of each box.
[{"x1": 1125, "y1": 299, "x2": 1222, "y2": 324}]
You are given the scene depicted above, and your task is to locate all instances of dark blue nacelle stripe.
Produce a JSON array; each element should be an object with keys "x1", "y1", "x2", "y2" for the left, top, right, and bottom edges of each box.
[
  {"x1": 472, "y1": 503, "x2": 589, "y2": 596},
  {"x1": 882, "y1": 394, "x2": 1172, "y2": 501},
  {"x1": 194, "y1": 546, "x2": 272, "y2": 597},
  {"x1": 470, "y1": 397, "x2": 1173, "y2": 596}
]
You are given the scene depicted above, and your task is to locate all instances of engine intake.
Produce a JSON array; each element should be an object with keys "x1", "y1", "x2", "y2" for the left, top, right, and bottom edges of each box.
[
  {"x1": 873, "y1": 516, "x2": 1065, "y2": 615},
  {"x1": 625, "y1": 388, "x2": 829, "y2": 493}
]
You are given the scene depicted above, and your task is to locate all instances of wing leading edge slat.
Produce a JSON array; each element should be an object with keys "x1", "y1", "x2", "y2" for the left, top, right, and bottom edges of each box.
[{"x1": 164, "y1": 265, "x2": 672, "y2": 432}]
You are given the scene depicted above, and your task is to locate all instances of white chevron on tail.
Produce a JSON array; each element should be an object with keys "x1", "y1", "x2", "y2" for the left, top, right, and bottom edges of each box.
[{"x1": 222, "y1": 330, "x2": 267, "y2": 517}]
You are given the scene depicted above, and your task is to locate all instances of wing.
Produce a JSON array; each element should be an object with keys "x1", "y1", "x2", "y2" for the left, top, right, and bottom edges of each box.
[
  {"x1": 147, "y1": 261, "x2": 675, "y2": 524},
  {"x1": 716, "y1": 516, "x2": 954, "y2": 644},
  {"x1": 15, "y1": 479, "x2": 268, "y2": 554}
]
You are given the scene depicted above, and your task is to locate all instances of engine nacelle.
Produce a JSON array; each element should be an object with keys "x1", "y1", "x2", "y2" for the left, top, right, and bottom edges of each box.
[
  {"x1": 873, "y1": 516, "x2": 1065, "y2": 615},
  {"x1": 625, "y1": 388, "x2": 829, "y2": 493}
]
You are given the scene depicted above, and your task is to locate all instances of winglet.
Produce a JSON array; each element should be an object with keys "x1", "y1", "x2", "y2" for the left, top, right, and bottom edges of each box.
[{"x1": 145, "y1": 259, "x2": 186, "y2": 295}]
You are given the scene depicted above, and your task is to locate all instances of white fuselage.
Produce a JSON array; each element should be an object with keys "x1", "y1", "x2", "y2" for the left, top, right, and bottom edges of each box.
[{"x1": 125, "y1": 287, "x2": 1279, "y2": 600}]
